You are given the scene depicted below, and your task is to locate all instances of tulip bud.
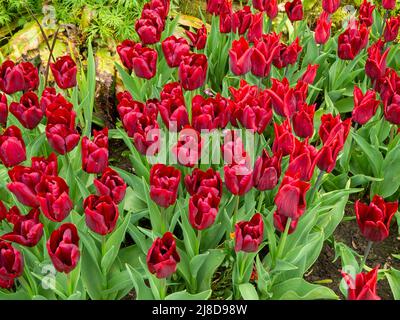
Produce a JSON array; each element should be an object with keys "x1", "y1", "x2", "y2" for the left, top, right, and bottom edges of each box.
[
  {"x1": 342, "y1": 266, "x2": 380, "y2": 300},
  {"x1": 224, "y1": 161, "x2": 253, "y2": 196},
  {"x1": 150, "y1": 164, "x2": 181, "y2": 208},
  {"x1": 382, "y1": 0, "x2": 396, "y2": 10},
  {"x1": 229, "y1": 37, "x2": 253, "y2": 76},
  {"x1": 84, "y1": 195, "x2": 119, "y2": 235},
  {"x1": 50, "y1": 55, "x2": 77, "y2": 89},
  {"x1": 315, "y1": 11, "x2": 332, "y2": 45},
  {"x1": 272, "y1": 120, "x2": 295, "y2": 156},
  {"x1": 234, "y1": 213, "x2": 264, "y2": 252},
  {"x1": 292, "y1": 103, "x2": 315, "y2": 138},
  {"x1": 0, "y1": 126, "x2": 26, "y2": 167},
  {"x1": 300, "y1": 64, "x2": 319, "y2": 84},
  {"x1": 285, "y1": 0, "x2": 303, "y2": 22}
]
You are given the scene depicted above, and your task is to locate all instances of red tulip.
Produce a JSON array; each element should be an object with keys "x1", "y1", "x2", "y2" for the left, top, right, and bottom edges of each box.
[
  {"x1": 352, "y1": 86, "x2": 380, "y2": 125},
  {"x1": 251, "y1": 33, "x2": 281, "y2": 77},
  {"x1": 234, "y1": 213, "x2": 264, "y2": 252},
  {"x1": 1, "y1": 207, "x2": 43, "y2": 247},
  {"x1": 274, "y1": 174, "x2": 310, "y2": 220},
  {"x1": 300, "y1": 64, "x2": 319, "y2": 84},
  {"x1": 224, "y1": 161, "x2": 253, "y2": 196},
  {"x1": 0, "y1": 60, "x2": 38, "y2": 94},
  {"x1": 47, "y1": 223, "x2": 80, "y2": 274},
  {"x1": 186, "y1": 25, "x2": 207, "y2": 50},
  {"x1": 315, "y1": 11, "x2": 332, "y2": 45},
  {"x1": 221, "y1": 132, "x2": 249, "y2": 165},
  {"x1": 285, "y1": 0, "x2": 303, "y2": 22},
  {"x1": 172, "y1": 126, "x2": 202, "y2": 168},
  {"x1": 382, "y1": 0, "x2": 396, "y2": 10},
  {"x1": 159, "y1": 82, "x2": 189, "y2": 131},
  {"x1": 143, "y1": 0, "x2": 170, "y2": 20},
  {"x1": 355, "y1": 195, "x2": 398, "y2": 242},
  {"x1": 272, "y1": 119, "x2": 295, "y2": 156},
  {"x1": 40, "y1": 87, "x2": 61, "y2": 112},
  {"x1": 384, "y1": 16, "x2": 400, "y2": 43},
  {"x1": 273, "y1": 212, "x2": 298, "y2": 234},
  {"x1": 286, "y1": 138, "x2": 318, "y2": 181},
  {"x1": 322, "y1": 0, "x2": 341, "y2": 14},
  {"x1": 0, "y1": 94, "x2": 7, "y2": 126},
  {"x1": 135, "y1": 8, "x2": 165, "y2": 44},
  {"x1": 273, "y1": 38, "x2": 302, "y2": 69},
  {"x1": 10, "y1": 91, "x2": 43, "y2": 129},
  {"x1": 150, "y1": 164, "x2": 181, "y2": 208},
  {"x1": 338, "y1": 20, "x2": 369, "y2": 60},
  {"x1": 253, "y1": 149, "x2": 281, "y2": 191},
  {"x1": 84, "y1": 195, "x2": 119, "y2": 235},
  {"x1": 184, "y1": 168, "x2": 223, "y2": 197},
  {"x1": 191, "y1": 93, "x2": 232, "y2": 131},
  {"x1": 0, "y1": 201, "x2": 6, "y2": 221},
  {"x1": 318, "y1": 113, "x2": 341, "y2": 144},
  {"x1": 229, "y1": 37, "x2": 253, "y2": 76},
  {"x1": 292, "y1": 103, "x2": 315, "y2": 138},
  {"x1": 49, "y1": 55, "x2": 77, "y2": 89},
  {"x1": 36, "y1": 175, "x2": 73, "y2": 222},
  {"x1": 147, "y1": 232, "x2": 180, "y2": 278},
  {"x1": 0, "y1": 126, "x2": 26, "y2": 167},
  {"x1": 358, "y1": 0, "x2": 375, "y2": 27},
  {"x1": 81, "y1": 128, "x2": 109, "y2": 174},
  {"x1": 366, "y1": 40, "x2": 389, "y2": 81},
  {"x1": 220, "y1": 12, "x2": 233, "y2": 33},
  {"x1": 247, "y1": 13, "x2": 263, "y2": 43},
  {"x1": 179, "y1": 53, "x2": 208, "y2": 91},
  {"x1": 266, "y1": 78, "x2": 296, "y2": 118},
  {"x1": 189, "y1": 192, "x2": 220, "y2": 230},
  {"x1": 232, "y1": 6, "x2": 253, "y2": 35},
  {"x1": 7, "y1": 166, "x2": 41, "y2": 207},
  {"x1": 342, "y1": 266, "x2": 380, "y2": 300},
  {"x1": 0, "y1": 240, "x2": 23, "y2": 289},
  {"x1": 161, "y1": 36, "x2": 190, "y2": 68},
  {"x1": 94, "y1": 167, "x2": 127, "y2": 204},
  {"x1": 31, "y1": 153, "x2": 58, "y2": 176},
  {"x1": 252, "y1": 0, "x2": 278, "y2": 19}
]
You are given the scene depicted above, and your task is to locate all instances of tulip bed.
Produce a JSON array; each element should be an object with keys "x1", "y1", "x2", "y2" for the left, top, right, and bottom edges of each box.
[{"x1": 0, "y1": 0, "x2": 400, "y2": 301}]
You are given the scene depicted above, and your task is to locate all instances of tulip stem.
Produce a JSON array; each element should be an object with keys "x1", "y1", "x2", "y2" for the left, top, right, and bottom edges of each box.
[
  {"x1": 360, "y1": 241, "x2": 373, "y2": 272},
  {"x1": 232, "y1": 195, "x2": 240, "y2": 228},
  {"x1": 275, "y1": 217, "x2": 292, "y2": 265},
  {"x1": 159, "y1": 278, "x2": 167, "y2": 300},
  {"x1": 308, "y1": 170, "x2": 324, "y2": 204},
  {"x1": 197, "y1": 230, "x2": 202, "y2": 255},
  {"x1": 380, "y1": 10, "x2": 389, "y2": 39}
]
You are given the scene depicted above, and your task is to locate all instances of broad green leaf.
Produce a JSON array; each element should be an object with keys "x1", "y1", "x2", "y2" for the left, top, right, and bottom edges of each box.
[
  {"x1": 239, "y1": 283, "x2": 259, "y2": 300},
  {"x1": 165, "y1": 289, "x2": 212, "y2": 300},
  {"x1": 271, "y1": 278, "x2": 338, "y2": 300}
]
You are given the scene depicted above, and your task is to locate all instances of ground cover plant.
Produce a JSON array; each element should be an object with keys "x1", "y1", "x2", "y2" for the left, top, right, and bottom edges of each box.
[{"x1": 0, "y1": 0, "x2": 399, "y2": 300}]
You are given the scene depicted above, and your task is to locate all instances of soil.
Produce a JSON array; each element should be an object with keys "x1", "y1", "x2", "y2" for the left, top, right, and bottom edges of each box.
[{"x1": 305, "y1": 204, "x2": 400, "y2": 300}]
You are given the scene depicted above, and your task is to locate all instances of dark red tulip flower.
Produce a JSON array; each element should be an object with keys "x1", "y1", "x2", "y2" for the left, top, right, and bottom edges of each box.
[
  {"x1": 131, "y1": 113, "x2": 160, "y2": 156},
  {"x1": 232, "y1": 6, "x2": 253, "y2": 35},
  {"x1": 247, "y1": 12, "x2": 263, "y2": 43},
  {"x1": 81, "y1": 128, "x2": 109, "y2": 174},
  {"x1": 0, "y1": 126, "x2": 26, "y2": 167},
  {"x1": 184, "y1": 168, "x2": 223, "y2": 197},
  {"x1": 341, "y1": 266, "x2": 380, "y2": 300},
  {"x1": 179, "y1": 53, "x2": 208, "y2": 91},
  {"x1": 94, "y1": 167, "x2": 127, "y2": 204},
  {"x1": 234, "y1": 213, "x2": 264, "y2": 252},
  {"x1": 186, "y1": 24, "x2": 207, "y2": 50},
  {"x1": 1, "y1": 207, "x2": 43, "y2": 247},
  {"x1": 251, "y1": 33, "x2": 281, "y2": 78},
  {"x1": 274, "y1": 174, "x2": 310, "y2": 220},
  {"x1": 36, "y1": 175, "x2": 73, "y2": 222},
  {"x1": 7, "y1": 166, "x2": 41, "y2": 207},
  {"x1": 161, "y1": 36, "x2": 190, "y2": 68},
  {"x1": 150, "y1": 164, "x2": 181, "y2": 208},
  {"x1": 285, "y1": 0, "x2": 303, "y2": 22},
  {"x1": 49, "y1": 55, "x2": 77, "y2": 89},
  {"x1": 31, "y1": 153, "x2": 58, "y2": 176},
  {"x1": 117, "y1": 40, "x2": 136, "y2": 70},
  {"x1": 224, "y1": 160, "x2": 253, "y2": 196},
  {"x1": 272, "y1": 119, "x2": 296, "y2": 156},
  {"x1": 0, "y1": 60, "x2": 38, "y2": 94},
  {"x1": 143, "y1": 0, "x2": 170, "y2": 20},
  {"x1": 229, "y1": 37, "x2": 253, "y2": 76},
  {"x1": 365, "y1": 40, "x2": 389, "y2": 81},
  {"x1": 315, "y1": 11, "x2": 332, "y2": 45},
  {"x1": 352, "y1": 86, "x2": 380, "y2": 125},
  {"x1": 384, "y1": 16, "x2": 400, "y2": 43},
  {"x1": 292, "y1": 103, "x2": 315, "y2": 138},
  {"x1": 206, "y1": 0, "x2": 231, "y2": 15},
  {"x1": 40, "y1": 87, "x2": 59, "y2": 111},
  {"x1": 10, "y1": 91, "x2": 43, "y2": 130},
  {"x1": 300, "y1": 64, "x2": 319, "y2": 84},
  {"x1": 221, "y1": 132, "x2": 249, "y2": 165},
  {"x1": 384, "y1": 94, "x2": 400, "y2": 125},
  {"x1": 0, "y1": 201, "x2": 6, "y2": 221},
  {"x1": 189, "y1": 192, "x2": 220, "y2": 230},
  {"x1": 159, "y1": 82, "x2": 189, "y2": 131},
  {"x1": 220, "y1": 12, "x2": 233, "y2": 33},
  {"x1": 147, "y1": 232, "x2": 180, "y2": 278},
  {"x1": 322, "y1": 0, "x2": 341, "y2": 14},
  {"x1": 252, "y1": 0, "x2": 278, "y2": 19},
  {"x1": 355, "y1": 195, "x2": 398, "y2": 242},
  {"x1": 47, "y1": 223, "x2": 80, "y2": 274},
  {"x1": 318, "y1": 113, "x2": 341, "y2": 144},
  {"x1": 376, "y1": 68, "x2": 400, "y2": 103},
  {"x1": 338, "y1": 20, "x2": 369, "y2": 60},
  {"x1": 84, "y1": 195, "x2": 119, "y2": 235},
  {"x1": 316, "y1": 117, "x2": 352, "y2": 173},
  {"x1": 273, "y1": 38, "x2": 302, "y2": 69},
  {"x1": 382, "y1": 0, "x2": 396, "y2": 10},
  {"x1": 135, "y1": 8, "x2": 165, "y2": 44},
  {"x1": 273, "y1": 212, "x2": 298, "y2": 234},
  {"x1": 253, "y1": 149, "x2": 282, "y2": 191},
  {"x1": 191, "y1": 93, "x2": 232, "y2": 131},
  {"x1": 358, "y1": 0, "x2": 375, "y2": 27},
  {"x1": 0, "y1": 94, "x2": 8, "y2": 126},
  {"x1": 172, "y1": 126, "x2": 202, "y2": 167},
  {"x1": 286, "y1": 138, "x2": 318, "y2": 181},
  {"x1": 0, "y1": 240, "x2": 23, "y2": 289}
]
